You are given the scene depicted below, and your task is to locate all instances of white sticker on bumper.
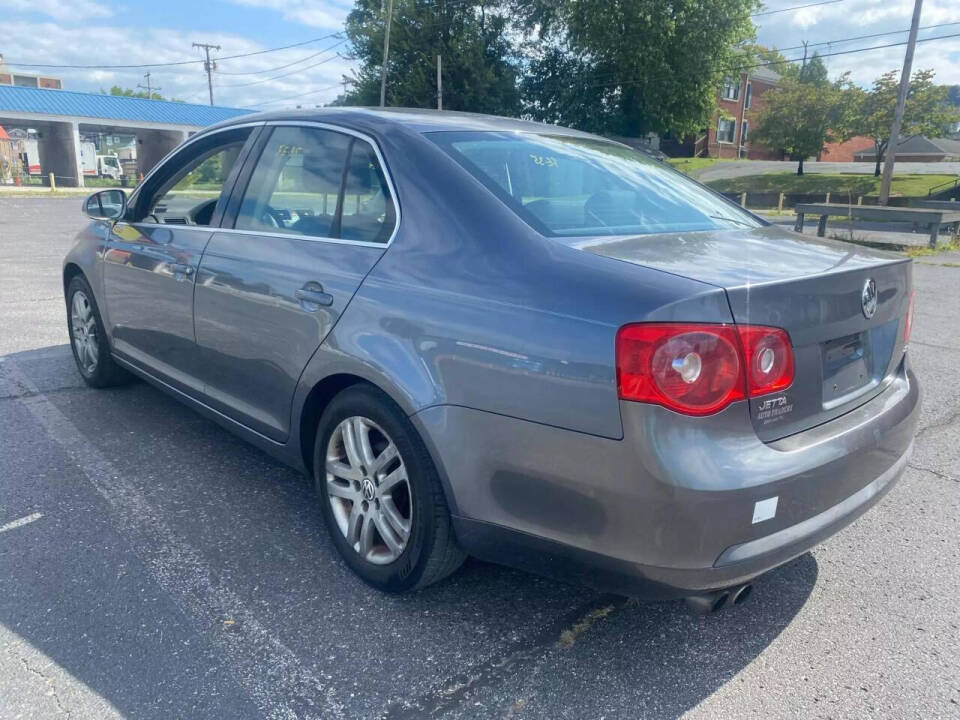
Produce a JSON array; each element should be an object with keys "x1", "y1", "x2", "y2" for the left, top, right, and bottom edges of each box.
[{"x1": 752, "y1": 496, "x2": 779, "y2": 524}]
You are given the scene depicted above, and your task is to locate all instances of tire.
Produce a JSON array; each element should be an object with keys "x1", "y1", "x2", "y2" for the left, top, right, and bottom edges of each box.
[
  {"x1": 313, "y1": 384, "x2": 466, "y2": 592},
  {"x1": 66, "y1": 275, "x2": 132, "y2": 388}
]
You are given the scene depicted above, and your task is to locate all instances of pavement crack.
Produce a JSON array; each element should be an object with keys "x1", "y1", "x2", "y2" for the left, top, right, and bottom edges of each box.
[
  {"x1": 0, "y1": 385, "x2": 88, "y2": 403},
  {"x1": 915, "y1": 407, "x2": 960, "y2": 440},
  {"x1": 908, "y1": 462, "x2": 958, "y2": 483},
  {"x1": 20, "y1": 657, "x2": 72, "y2": 718},
  {"x1": 378, "y1": 595, "x2": 625, "y2": 720}
]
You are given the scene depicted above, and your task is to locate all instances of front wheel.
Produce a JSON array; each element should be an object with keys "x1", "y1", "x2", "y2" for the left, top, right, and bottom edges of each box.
[
  {"x1": 314, "y1": 385, "x2": 465, "y2": 592},
  {"x1": 66, "y1": 275, "x2": 131, "y2": 388}
]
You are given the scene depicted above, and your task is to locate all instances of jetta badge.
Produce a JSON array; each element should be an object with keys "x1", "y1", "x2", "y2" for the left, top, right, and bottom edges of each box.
[{"x1": 861, "y1": 278, "x2": 878, "y2": 319}]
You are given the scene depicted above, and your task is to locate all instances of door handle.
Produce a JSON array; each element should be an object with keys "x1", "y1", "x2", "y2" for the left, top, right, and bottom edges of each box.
[
  {"x1": 170, "y1": 263, "x2": 194, "y2": 277},
  {"x1": 295, "y1": 285, "x2": 334, "y2": 309}
]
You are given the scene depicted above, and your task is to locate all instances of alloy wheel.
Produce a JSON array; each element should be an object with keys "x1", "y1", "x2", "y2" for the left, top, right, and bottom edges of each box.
[
  {"x1": 325, "y1": 416, "x2": 412, "y2": 565},
  {"x1": 70, "y1": 290, "x2": 99, "y2": 374}
]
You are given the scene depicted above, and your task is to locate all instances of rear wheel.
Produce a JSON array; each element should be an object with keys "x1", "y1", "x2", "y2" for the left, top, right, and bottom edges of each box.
[
  {"x1": 66, "y1": 275, "x2": 131, "y2": 388},
  {"x1": 314, "y1": 385, "x2": 465, "y2": 592}
]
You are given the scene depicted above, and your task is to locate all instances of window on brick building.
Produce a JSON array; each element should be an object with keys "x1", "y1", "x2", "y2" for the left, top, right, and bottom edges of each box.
[
  {"x1": 721, "y1": 77, "x2": 739, "y2": 101},
  {"x1": 717, "y1": 118, "x2": 736, "y2": 143},
  {"x1": 745, "y1": 83, "x2": 752, "y2": 108}
]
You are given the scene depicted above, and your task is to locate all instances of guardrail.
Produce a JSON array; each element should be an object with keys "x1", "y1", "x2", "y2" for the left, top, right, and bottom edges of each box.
[{"x1": 927, "y1": 177, "x2": 960, "y2": 197}]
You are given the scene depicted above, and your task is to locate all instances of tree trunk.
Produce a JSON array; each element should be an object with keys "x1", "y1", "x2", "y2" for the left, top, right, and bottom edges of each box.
[
  {"x1": 797, "y1": 157, "x2": 804, "y2": 175},
  {"x1": 874, "y1": 141, "x2": 883, "y2": 177}
]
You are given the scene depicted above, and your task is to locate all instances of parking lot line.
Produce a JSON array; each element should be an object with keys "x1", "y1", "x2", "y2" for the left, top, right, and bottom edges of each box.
[
  {"x1": 1, "y1": 357, "x2": 342, "y2": 720},
  {"x1": 0, "y1": 512, "x2": 43, "y2": 535}
]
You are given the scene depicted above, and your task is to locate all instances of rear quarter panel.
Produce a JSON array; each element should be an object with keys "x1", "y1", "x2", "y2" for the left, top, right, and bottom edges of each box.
[{"x1": 299, "y1": 127, "x2": 732, "y2": 441}]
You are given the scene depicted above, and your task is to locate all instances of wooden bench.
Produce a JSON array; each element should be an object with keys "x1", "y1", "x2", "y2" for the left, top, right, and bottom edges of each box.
[{"x1": 793, "y1": 203, "x2": 960, "y2": 248}]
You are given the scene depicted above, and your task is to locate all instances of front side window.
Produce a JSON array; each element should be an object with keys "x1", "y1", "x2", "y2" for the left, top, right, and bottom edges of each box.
[
  {"x1": 430, "y1": 131, "x2": 762, "y2": 237},
  {"x1": 142, "y1": 131, "x2": 249, "y2": 226},
  {"x1": 717, "y1": 119, "x2": 736, "y2": 143},
  {"x1": 741, "y1": 121, "x2": 749, "y2": 144},
  {"x1": 235, "y1": 126, "x2": 395, "y2": 243}
]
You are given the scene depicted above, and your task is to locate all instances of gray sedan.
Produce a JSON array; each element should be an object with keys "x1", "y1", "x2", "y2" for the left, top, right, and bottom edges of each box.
[{"x1": 64, "y1": 108, "x2": 919, "y2": 609}]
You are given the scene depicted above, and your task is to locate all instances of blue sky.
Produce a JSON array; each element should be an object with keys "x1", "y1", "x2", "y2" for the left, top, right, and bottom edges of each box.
[{"x1": 0, "y1": 0, "x2": 957, "y2": 110}]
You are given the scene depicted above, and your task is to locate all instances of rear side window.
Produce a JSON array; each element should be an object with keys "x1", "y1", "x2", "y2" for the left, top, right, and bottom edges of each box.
[
  {"x1": 235, "y1": 126, "x2": 396, "y2": 243},
  {"x1": 340, "y1": 141, "x2": 395, "y2": 244},
  {"x1": 235, "y1": 126, "x2": 350, "y2": 238},
  {"x1": 429, "y1": 131, "x2": 762, "y2": 237}
]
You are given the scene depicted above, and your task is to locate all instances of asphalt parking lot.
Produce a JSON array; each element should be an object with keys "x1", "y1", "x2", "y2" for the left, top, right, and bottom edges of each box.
[{"x1": 1, "y1": 196, "x2": 958, "y2": 720}]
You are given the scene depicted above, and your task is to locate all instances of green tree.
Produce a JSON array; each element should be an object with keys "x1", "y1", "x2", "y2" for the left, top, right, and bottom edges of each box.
[
  {"x1": 849, "y1": 69, "x2": 960, "y2": 177},
  {"x1": 797, "y1": 52, "x2": 829, "y2": 87},
  {"x1": 102, "y1": 85, "x2": 164, "y2": 101},
  {"x1": 100, "y1": 86, "x2": 184, "y2": 102},
  {"x1": 741, "y1": 44, "x2": 798, "y2": 80},
  {"x1": 750, "y1": 76, "x2": 848, "y2": 175},
  {"x1": 342, "y1": 0, "x2": 520, "y2": 115},
  {"x1": 516, "y1": 0, "x2": 758, "y2": 137}
]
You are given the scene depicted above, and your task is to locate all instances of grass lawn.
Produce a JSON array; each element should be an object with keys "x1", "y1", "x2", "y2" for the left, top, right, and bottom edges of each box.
[
  {"x1": 665, "y1": 157, "x2": 733, "y2": 175},
  {"x1": 706, "y1": 172, "x2": 958, "y2": 197}
]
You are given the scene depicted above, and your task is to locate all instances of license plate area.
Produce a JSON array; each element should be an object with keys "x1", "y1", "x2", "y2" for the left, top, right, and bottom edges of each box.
[{"x1": 822, "y1": 332, "x2": 874, "y2": 406}]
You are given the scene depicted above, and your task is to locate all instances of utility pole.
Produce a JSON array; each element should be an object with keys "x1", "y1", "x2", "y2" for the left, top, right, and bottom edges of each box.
[
  {"x1": 137, "y1": 72, "x2": 160, "y2": 99},
  {"x1": 341, "y1": 75, "x2": 355, "y2": 104},
  {"x1": 879, "y1": 0, "x2": 922, "y2": 205},
  {"x1": 379, "y1": 0, "x2": 394, "y2": 107},
  {"x1": 193, "y1": 42, "x2": 221, "y2": 106},
  {"x1": 437, "y1": 55, "x2": 442, "y2": 111},
  {"x1": 801, "y1": 40, "x2": 808, "y2": 67}
]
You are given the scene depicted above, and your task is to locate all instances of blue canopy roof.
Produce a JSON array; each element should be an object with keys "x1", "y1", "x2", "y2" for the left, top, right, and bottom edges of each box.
[{"x1": 0, "y1": 84, "x2": 250, "y2": 127}]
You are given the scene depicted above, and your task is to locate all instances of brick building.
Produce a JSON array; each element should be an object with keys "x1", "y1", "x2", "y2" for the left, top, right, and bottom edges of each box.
[
  {"x1": 818, "y1": 135, "x2": 875, "y2": 162},
  {"x1": 0, "y1": 54, "x2": 62, "y2": 90},
  {"x1": 705, "y1": 66, "x2": 781, "y2": 159}
]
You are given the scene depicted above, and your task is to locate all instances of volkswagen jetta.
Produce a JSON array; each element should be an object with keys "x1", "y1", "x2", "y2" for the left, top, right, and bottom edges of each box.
[{"x1": 64, "y1": 109, "x2": 920, "y2": 604}]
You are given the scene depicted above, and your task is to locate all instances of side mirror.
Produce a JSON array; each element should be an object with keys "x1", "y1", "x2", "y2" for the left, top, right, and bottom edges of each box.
[{"x1": 84, "y1": 189, "x2": 127, "y2": 221}]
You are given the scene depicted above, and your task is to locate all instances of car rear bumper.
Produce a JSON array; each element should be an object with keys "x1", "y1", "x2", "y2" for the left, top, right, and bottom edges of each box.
[{"x1": 413, "y1": 360, "x2": 920, "y2": 598}]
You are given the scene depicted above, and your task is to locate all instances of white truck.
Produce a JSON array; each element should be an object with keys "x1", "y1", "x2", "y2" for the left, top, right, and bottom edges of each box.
[{"x1": 80, "y1": 141, "x2": 122, "y2": 180}]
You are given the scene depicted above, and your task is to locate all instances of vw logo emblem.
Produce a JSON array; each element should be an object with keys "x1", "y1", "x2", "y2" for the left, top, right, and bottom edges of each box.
[
  {"x1": 861, "y1": 278, "x2": 878, "y2": 319},
  {"x1": 361, "y1": 478, "x2": 376, "y2": 501}
]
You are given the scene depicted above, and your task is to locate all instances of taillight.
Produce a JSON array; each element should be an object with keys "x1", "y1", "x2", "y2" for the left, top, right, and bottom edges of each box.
[
  {"x1": 737, "y1": 326, "x2": 794, "y2": 396},
  {"x1": 616, "y1": 323, "x2": 794, "y2": 416},
  {"x1": 903, "y1": 290, "x2": 915, "y2": 345}
]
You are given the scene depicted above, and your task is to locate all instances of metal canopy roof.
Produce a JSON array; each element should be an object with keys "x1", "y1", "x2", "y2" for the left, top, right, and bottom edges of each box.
[{"x1": 0, "y1": 84, "x2": 250, "y2": 127}]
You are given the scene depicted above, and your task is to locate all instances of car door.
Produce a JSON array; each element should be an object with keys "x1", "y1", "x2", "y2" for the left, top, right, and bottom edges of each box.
[
  {"x1": 193, "y1": 123, "x2": 397, "y2": 441},
  {"x1": 102, "y1": 125, "x2": 258, "y2": 395}
]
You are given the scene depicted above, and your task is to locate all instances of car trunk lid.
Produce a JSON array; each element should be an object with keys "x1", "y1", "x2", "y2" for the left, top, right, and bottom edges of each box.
[{"x1": 574, "y1": 225, "x2": 912, "y2": 441}]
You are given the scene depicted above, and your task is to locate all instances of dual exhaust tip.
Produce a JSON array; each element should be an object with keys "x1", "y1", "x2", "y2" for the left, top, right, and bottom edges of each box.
[{"x1": 684, "y1": 583, "x2": 753, "y2": 614}]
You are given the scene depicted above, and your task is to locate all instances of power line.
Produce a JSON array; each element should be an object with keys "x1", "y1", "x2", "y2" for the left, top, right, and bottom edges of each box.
[
  {"x1": 243, "y1": 82, "x2": 344, "y2": 109},
  {"x1": 752, "y1": 0, "x2": 846, "y2": 17},
  {"x1": 773, "y1": 20, "x2": 960, "y2": 53},
  {"x1": 216, "y1": 53, "x2": 342, "y2": 88},
  {"x1": 214, "y1": 40, "x2": 344, "y2": 76},
  {"x1": 2, "y1": 32, "x2": 343, "y2": 70},
  {"x1": 572, "y1": 31, "x2": 960, "y2": 94}
]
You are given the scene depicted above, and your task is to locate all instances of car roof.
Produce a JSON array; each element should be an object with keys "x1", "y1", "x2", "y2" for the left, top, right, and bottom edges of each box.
[{"x1": 213, "y1": 106, "x2": 602, "y2": 139}]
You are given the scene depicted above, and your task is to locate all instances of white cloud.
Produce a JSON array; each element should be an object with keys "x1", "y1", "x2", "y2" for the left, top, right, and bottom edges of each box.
[
  {"x1": 755, "y1": 0, "x2": 960, "y2": 86},
  {"x1": 0, "y1": 19, "x2": 354, "y2": 109},
  {"x1": 227, "y1": 0, "x2": 354, "y2": 30},
  {"x1": 0, "y1": 0, "x2": 110, "y2": 20}
]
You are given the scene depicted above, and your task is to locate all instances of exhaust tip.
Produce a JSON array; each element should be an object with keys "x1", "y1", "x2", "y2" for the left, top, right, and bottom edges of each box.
[
  {"x1": 684, "y1": 590, "x2": 729, "y2": 614},
  {"x1": 732, "y1": 583, "x2": 753, "y2": 605}
]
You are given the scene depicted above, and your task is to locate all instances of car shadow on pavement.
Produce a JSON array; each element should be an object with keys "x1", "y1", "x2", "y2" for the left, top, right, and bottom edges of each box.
[{"x1": 0, "y1": 345, "x2": 817, "y2": 720}]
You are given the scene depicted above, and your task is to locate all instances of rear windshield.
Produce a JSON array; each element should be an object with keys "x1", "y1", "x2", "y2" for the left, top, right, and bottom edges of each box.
[{"x1": 429, "y1": 131, "x2": 763, "y2": 237}]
